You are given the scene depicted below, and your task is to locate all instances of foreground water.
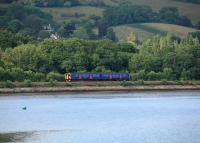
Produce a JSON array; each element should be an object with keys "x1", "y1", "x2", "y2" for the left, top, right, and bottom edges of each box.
[{"x1": 0, "y1": 91, "x2": 200, "y2": 143}]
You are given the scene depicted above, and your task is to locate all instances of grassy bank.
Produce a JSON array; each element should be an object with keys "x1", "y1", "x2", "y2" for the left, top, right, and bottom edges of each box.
[
  {"x1": 0, "y1": 80, "x2": 200, "y2": 88},
  {"x1": 0, "y1": 81, "x2": 200, "y2": 94}
]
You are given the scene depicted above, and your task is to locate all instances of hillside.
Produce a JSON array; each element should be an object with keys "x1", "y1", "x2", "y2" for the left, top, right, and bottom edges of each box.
[
  {"x1": 113, "y1": 0, "x2": 200, "y2": 23},
  {"x1": 113, "y1": 23, "x2": 199, "y2": 42},
  {"x1": 1, "y1": 0, "x2": 200, "y2": 24},
  {"x1": 1, "y1": 0, "x2": 200, "y2": 41},
  {"x1": 36, "y1": 0, "x2": 200, "y2": 24}
]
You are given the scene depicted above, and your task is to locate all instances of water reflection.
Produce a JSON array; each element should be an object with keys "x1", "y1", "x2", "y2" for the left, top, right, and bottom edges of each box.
[
  {"x1": 0, "y1": 132, "x2": 33, "y2": 143},
  {"x1": 0, "y1": 129, "x2": 78, "y2": 143}
]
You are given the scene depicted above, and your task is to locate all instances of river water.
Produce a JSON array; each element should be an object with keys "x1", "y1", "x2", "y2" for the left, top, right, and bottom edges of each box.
[{"x1": 0, "y1": 91, "x2": 200, "y2": 143}]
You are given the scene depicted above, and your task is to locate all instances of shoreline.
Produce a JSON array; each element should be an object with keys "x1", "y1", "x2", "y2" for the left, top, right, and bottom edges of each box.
[{"x1": 0, "y1": 85, "x2": 200, "y2": 94}]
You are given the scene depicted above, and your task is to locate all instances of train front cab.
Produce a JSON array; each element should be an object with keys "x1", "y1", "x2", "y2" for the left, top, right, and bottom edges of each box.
[{"x1": 64, "y1": 73, "x2": 71, "y2": 82}]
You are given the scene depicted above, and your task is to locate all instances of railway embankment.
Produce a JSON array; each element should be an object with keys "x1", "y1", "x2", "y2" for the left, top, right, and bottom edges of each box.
[{"x1": 0, "y1": 81, "x2": 200, "y2": 94}]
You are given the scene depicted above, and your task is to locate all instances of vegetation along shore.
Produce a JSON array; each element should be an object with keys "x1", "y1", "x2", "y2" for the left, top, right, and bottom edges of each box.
[{"x1": 0, "y1": 81, "x2": 200, "y2": 94}]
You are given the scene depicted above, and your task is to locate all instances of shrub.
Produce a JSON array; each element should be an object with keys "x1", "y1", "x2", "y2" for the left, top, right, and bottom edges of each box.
[
  {"x1": 4, "y1": 80, "x2": 15, "y2": 88},
  {"x1": 138, "y1": 70, "x2": 146, "y2": 80},
  {"x1": 147, "y1": 71, "x2": 158, "y2": 80},
  {"x1": 49, "y1": 79, "x2": 57, "y2": 87},
  {"x1": 182, "y1": 80, "x2": 189, "y2": 84},
  {"x1": 0, "y1": 68, "x2": 45, "y2": 82},
  {"x1": 176, "y1": 80, "x2": 184, "y2": 85},
  {"x1": 130, "y1": 73, "x2": 138, "y2": 81},
  {"x1": 23, "y1": 71, "x2": 46, "y2": 82},
  {"x1": 0, "y1": 67, "x2": 5, "y2": 81},
  {"x1": 33, "y1": 72, "x2": 45, "y2": 82},
  {"x1": 10, "y1": 68, "x2": 25, "y2": 81},
  {"x1": 24, "y1": 70, "x2": 35, "y2": 81},
  {"x1": 180, "y1": 69, "x2": 189, "y2": 81},
  {"x1": 23, "y1": 79, "x2": 32, "y2": 87},
  {"x1": 146, "y1": 71, "x2": 162, "y2": 80},
  {"x1": 162, "y1": 68, "x2": 173, "y2": 80},
  {"x1": 161, "y1": 79, "x2": 168, "y2": 85},
  {"x1": 120, "y1": 81, "x2": 135, "y2": 87},
  {"x1": 46, "y1": 72, "x2": 64, "y2": 82},
  {"x1": 0, "y1": 68, "x2": 13, "y2": 81},
  {"x1": 136, "y1": 80, "x2": 144, "y2": 85}
]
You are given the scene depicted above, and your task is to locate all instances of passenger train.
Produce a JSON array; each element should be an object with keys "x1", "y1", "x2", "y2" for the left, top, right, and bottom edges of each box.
[{"x1": 65, "y1": 73, "x2": 130, "y2": 81}]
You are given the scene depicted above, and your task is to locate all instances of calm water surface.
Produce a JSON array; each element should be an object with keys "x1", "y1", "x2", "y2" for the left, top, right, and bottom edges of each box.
[{"x1": 0, "y1": 91, "x2": 200, "y2": 143}]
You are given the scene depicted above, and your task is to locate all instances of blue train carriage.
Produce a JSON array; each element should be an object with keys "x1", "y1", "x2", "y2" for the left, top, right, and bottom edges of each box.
[{"x1": 64, "y1": 73, "x2": 130, "y2": 81}]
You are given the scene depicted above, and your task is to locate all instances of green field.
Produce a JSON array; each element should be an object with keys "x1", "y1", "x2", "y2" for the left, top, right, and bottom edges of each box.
[
  {"x1": 42, "y1": 6, "x2": 104, "y2": 23},
  {"x1": 113, "y1": 23, "x2": 199, "y2": 42},
  {"x1": 79, "y1": 0, "x2": 117, "y2": 6}
]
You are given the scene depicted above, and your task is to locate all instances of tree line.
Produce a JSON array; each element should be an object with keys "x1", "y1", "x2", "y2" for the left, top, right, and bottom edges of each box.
[
  {"x1": 174, "y1": 0, "x2": 200, "y2": 4},
  {"x1": 0, "y1": 0, "x2": 105, "y2": 7},
  {"x1": 0, "y1": 32, "x2": 199, "y2": 82},
  {"x1": 102, "y1": 4, "x2": 192, "y2": 27}
]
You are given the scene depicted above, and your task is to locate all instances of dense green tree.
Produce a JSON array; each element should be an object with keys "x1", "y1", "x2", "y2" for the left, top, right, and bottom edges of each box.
[
  {"x1": 63, "y1": 22, "x2": 76, "y2": 37},
  {"x1": 106, "y1": 28, "x2": 117, "y2": 42},
  {"x1": 98, "y1": 19, "x2": 108, "y2": 37},
  {"x1": 7, "y1": 3, "x2": 26, "y2": 20},
  {"x1": 129, "y1": 34, "x2": 200, "y2": 80},
  {"x1": 0, "y1": 29, "x2": 34, "y2": 50},
  {"x1": 117, "y1": 43, "x2": 138, "y2": 53},
  {"x1": 72, "y1": 27, "x2": 89, "y2": 39},
  {"x1": 129, "y1": 54, "x2": 162, "y2": 73},
  {"x1": 177, "y1": 16, "x2": 192, "y2": 27},
  {"x1": 195, "y1": 20, "x2": 200, "y2": 29},
  {"x1": 86, "y1": 0, "x2": 105, "y2": 7},
  {"x1": 147, "y1": 71, "x2": 161, "y2": 80},
  {"x1": 64, "y1": 0, "x2": 79, "y2": 7},
  {"x1": 7, "y1": 19, "x2": 23, "y2": 32},
  {"x1": 190, "y1": 31, "x2": 200, "y2": 41},
  {"x1": 162, "y1": 68, "x2": 173, "y2": 80},
  {"x1": 2, "y1": 44, "x2": 48, "y2": 72},
  {"x1": 23, "y1": 15, "x2": 45, "y2": 34},
  {"x1": 174, "y1": 0, "x2": 200, "y2": 4},
  {"x1": 181, "y1": 68, "x2": 189, "y2": 80},
  {"x1": 159, "y1": 7, "x2": 179, "y2": 24},
  {"x1": 33, "y1": 0, "x2": 80, "y2": 7},
  {"x1": 103, "y1": 4, "x2": 154, "y2": 26},
  {"x1": 103, "y1": 4, "x2": 192, "y2": 27},
  {"x1": 0, "y1": 0, "x2": 14, "y2": 3}
]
